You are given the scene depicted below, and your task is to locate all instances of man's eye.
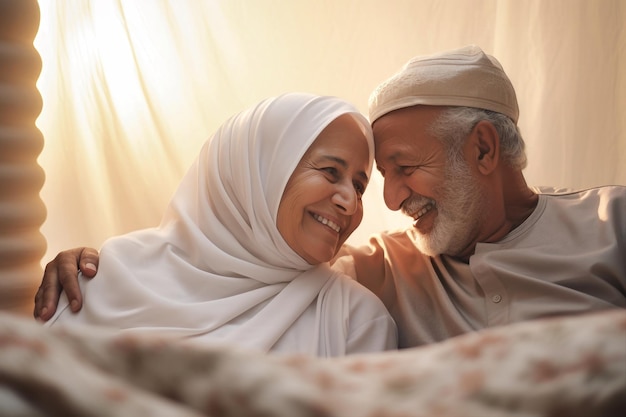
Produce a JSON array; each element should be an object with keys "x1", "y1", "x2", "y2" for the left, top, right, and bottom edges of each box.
[{"x1": 400, "y1": 166, "x2": 418, "y2": 175}]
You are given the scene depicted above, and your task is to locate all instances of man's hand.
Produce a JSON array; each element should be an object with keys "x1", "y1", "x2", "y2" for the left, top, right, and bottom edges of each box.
[{"x1": 34, "y1": 247, "x2": 100, "y2": 321}]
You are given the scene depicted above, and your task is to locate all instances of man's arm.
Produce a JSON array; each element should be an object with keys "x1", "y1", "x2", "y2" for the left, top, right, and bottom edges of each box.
[{"x1": 33, "y1": 247, "x2": 100, "y2": 321}]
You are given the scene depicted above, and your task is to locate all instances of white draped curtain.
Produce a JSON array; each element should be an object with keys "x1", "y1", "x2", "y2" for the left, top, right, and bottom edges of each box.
[{"x1": 34, "y1": 0, "x2": 625, "y2": 267}]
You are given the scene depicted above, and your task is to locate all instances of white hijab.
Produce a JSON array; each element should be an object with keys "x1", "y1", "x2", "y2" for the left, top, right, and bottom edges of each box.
[{"x1": 52, "y1": 93, "x2": 374, "y2": 353}]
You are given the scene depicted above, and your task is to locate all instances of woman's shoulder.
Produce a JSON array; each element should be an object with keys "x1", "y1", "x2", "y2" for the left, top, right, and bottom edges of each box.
[
  {"x1": 322, "y1": 273, "x2": 398, "y2": 352},
  {"x1": 323, "y1": 273, "x2": 392, "y2": 319}
]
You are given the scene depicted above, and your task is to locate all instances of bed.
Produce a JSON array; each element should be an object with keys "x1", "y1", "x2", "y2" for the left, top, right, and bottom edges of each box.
[{"x1": 1, "y1": 308, "x2": 624, "y2": 417}]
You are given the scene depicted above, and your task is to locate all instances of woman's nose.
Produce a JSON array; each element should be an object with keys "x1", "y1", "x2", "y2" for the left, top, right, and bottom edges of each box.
[{"x1": 332, "y1": 182, "x2": 358, "y2": 215}]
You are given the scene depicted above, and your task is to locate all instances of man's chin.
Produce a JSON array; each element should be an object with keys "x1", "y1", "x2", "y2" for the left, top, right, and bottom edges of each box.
[{"x1": 413, "y1": 234, "x2": 444, "y2": 258}]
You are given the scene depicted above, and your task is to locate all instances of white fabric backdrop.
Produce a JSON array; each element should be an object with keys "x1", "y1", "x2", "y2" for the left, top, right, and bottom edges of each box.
[{"x1": 34, "y1": 0, "x2": 626, "y2": 266}]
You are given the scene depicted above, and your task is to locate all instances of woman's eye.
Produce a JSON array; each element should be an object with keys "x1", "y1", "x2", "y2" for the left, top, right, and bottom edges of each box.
[
  {"x1": 353, "y1": 182, "x2": 366, "y2": 196},
  {"x1": 322, "y1": 167, "x2": 339, "y2": 178}
]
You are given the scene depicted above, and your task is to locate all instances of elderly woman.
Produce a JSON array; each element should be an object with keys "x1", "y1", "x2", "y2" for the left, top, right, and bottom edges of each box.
[{"x1": 44, "y1": 93, "x2": 397, "y2": 356}]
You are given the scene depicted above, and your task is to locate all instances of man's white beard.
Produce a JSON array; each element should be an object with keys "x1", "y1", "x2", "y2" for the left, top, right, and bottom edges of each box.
[{"x1": 412, "y1": 157, "x2": 485, "y2": 257}]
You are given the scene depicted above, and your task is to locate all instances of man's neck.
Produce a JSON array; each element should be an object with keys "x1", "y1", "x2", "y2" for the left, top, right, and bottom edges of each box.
[
  {"x1": 503, "y1": 170, "x2": 539, "y2": 229},
  {"x1": 446, "y1": 170, "x2": 538, "y2": 263}
]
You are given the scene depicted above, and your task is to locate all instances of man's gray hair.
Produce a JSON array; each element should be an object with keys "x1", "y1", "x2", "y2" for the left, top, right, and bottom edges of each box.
[{"x1": 429, "y1": 107, "x2": 527, "y2": 170}]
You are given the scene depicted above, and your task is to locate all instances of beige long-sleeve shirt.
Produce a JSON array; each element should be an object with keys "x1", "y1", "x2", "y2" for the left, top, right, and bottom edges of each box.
[{"x1": 338, "y1": 186, "x2": 626, "y2": 348}]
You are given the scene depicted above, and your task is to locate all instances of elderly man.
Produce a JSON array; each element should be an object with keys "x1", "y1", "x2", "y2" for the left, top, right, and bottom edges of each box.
[{"x1": 34, "y1": 46, "x2": 626, "y2": 348}]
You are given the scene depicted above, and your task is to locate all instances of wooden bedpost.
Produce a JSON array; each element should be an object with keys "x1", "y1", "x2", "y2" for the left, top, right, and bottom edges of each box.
[{"x1": 0, "y1": 0, "x2": 47, "y2": 315}]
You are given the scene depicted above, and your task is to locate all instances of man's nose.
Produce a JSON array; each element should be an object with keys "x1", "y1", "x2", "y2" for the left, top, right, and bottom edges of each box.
[{"x1": 383, "y1": 175, "x2": 410, "y2": 211}]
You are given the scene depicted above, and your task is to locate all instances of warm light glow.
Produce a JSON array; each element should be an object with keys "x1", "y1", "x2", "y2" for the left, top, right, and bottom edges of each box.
[{"x1": 32, "y1": 0, "x2": 625, "y2": 268}]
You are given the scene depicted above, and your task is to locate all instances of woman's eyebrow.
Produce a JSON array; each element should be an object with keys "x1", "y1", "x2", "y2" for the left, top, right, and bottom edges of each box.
[{"x1": 321, "y1": 155, "x2": 369, "y2": 183}]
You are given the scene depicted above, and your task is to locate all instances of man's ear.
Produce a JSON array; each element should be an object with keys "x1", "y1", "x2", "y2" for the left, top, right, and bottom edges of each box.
[{"x1": 470, "y1": 120, "x2": 500, "y2": 175}]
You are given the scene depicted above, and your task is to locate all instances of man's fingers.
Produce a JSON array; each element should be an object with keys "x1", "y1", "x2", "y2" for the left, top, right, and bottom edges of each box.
[
  {"x1": 78, "y1": 247, "x2": 100, "y2": 278},
  {"x1": 34, "y1": 261, "x2": 62, "y2": 321},
  {"x1": 33, "y1": 247, "x2": 96, "y2": 320},
  {"x1": 56, "y1": 248, "x2": 88, "y2": 312}
]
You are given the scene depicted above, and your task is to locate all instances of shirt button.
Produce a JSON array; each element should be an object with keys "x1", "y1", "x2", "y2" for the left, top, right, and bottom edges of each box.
[{"x1": 491, "y1": 294, "x2": 502, "y2": 303}]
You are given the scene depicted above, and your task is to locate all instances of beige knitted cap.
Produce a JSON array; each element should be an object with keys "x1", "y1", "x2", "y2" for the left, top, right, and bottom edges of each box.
[{"x1": 368, "y1": 45, "x2": 519, "y2": 124}]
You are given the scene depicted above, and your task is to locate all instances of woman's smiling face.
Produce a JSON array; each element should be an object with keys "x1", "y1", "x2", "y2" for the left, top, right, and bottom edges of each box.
[{"x1": 277, "y1": 114, "x2": 371, "y2": 264}]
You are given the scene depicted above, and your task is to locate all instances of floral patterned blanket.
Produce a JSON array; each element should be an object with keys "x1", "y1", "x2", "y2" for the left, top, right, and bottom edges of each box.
[{"x1": 1, "y1": 309, "x2": 625, "y2": 417}]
